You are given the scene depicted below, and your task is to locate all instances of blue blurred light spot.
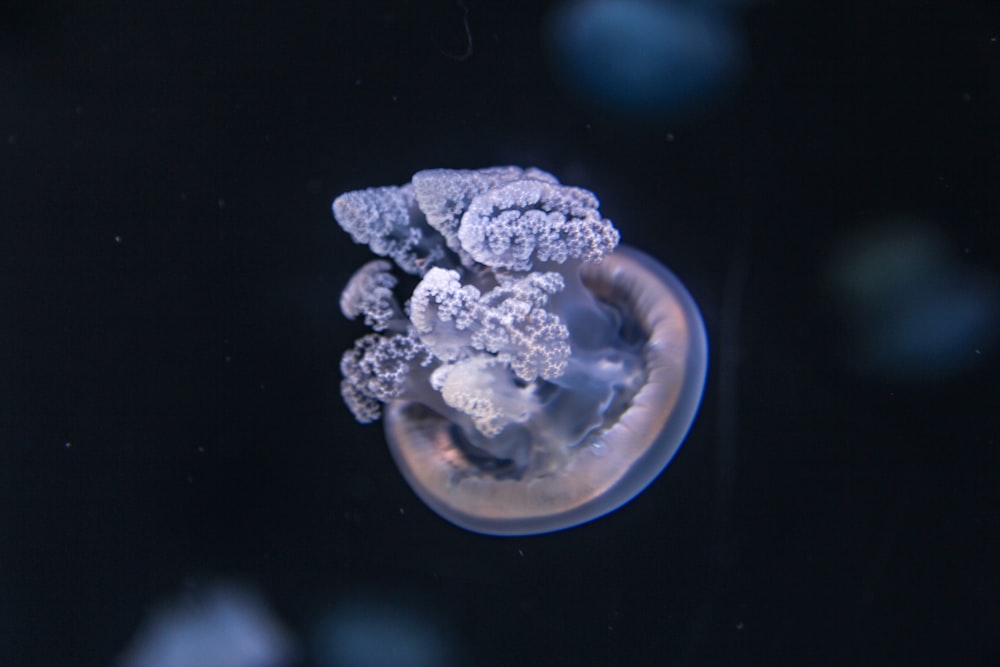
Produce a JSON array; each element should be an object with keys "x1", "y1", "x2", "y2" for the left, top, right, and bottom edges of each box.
[
  {"x1": 117, "y1": 584, "x2": 296, "y2": 667},
  {"x1": 829, "y1": 220, "x2": 999, "y2": 382},
  {"x1": 312, "y1": 595, "x2": 459, "y2": 667},
  {"x1": 545, "y1": 0, "x2": 743, "y2": 118}
]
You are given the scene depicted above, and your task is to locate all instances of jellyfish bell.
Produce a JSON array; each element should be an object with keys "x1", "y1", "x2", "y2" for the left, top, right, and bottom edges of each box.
[{"x1": 383, "y1": 245, "x2": 707, "y2": 535}]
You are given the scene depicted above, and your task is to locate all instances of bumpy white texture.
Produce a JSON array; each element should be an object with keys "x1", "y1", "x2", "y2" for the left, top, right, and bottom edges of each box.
[
  {"x1": 339, "y1": 332, "x2": 430, "y2": 423},
  {"x1": 412, "y1": 166, "x2": 558, "y2": 264},
  {"x1": 457, "y1": 179, "x2": 620, "y2": 271},
  {"x1": 430, "y1": 355, "x2": 534, "y2": 437},
  {"x1": 408, "y1": 268, "x2": 570, "y2": 382},
  {"x1": 407, "y1": 267, "x2": 481, "y2": 362},
  {"x1": 332, "y1": 184, "x2": 447, "y2": 274},
  {"x1": 472, "y1": 271, "x2": 570, "y2": 381},
  {"x1": 339, "y1": 260, "x2": 399, "y2": 332}
]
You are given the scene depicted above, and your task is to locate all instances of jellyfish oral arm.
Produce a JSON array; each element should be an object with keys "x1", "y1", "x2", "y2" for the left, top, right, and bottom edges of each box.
[{"x1": 333, "y1": 167, "x2": 707, "y2": 535}]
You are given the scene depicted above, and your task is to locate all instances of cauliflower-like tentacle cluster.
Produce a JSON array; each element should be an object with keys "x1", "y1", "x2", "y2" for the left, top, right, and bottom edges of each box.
[
  {"x1": 430, "y1": 355, "x2": 534, "y2": 438},
  {"x1": 333, "y1": 167, "x2": 620, "y2": 437},
  {"x1": 339, "y1": 259, "x2": 403, "y2": 333},
  {"x1": 339, "y1": 331, "x2": 431, "y2": 423},
  {"x1": 412, "y1": 166, "x2": 558, "y2": 266},
  {"x1": 332, "y1": 184, "x2": 449, "y2": 275},
  {"x1": 458, "y1": 178, "x2": 620, "y2": 271},
  {"x1": 409, "y1": 267, "x2": 570, "y2": 382}
]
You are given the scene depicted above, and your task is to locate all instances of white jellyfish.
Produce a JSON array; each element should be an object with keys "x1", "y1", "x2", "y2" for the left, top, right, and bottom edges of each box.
[{"x1": 333, "y1": 167, "x2": 708, "y2": 535}]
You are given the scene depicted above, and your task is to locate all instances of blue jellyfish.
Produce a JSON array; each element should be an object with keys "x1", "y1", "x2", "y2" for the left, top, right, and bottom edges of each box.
[
  {"x1": 544, "y1": 0, "x2": 743, "y2": 118},
  {"x1": 333, "y1": 167, "x2": 707, "y2": 535}
]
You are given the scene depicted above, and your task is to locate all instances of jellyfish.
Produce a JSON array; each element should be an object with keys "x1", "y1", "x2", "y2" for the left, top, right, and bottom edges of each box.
[
  {"x1": 333, "y1": 167, "x2": 707, "y2": 536},
  {"x1": 543, "y1": 0, "x2": 744, "y2": 119}
]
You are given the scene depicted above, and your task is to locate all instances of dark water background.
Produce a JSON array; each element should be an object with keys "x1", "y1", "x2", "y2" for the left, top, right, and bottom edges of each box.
[{"x1": 1, "y1": 2, "x2": 998, "y2": 665}]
